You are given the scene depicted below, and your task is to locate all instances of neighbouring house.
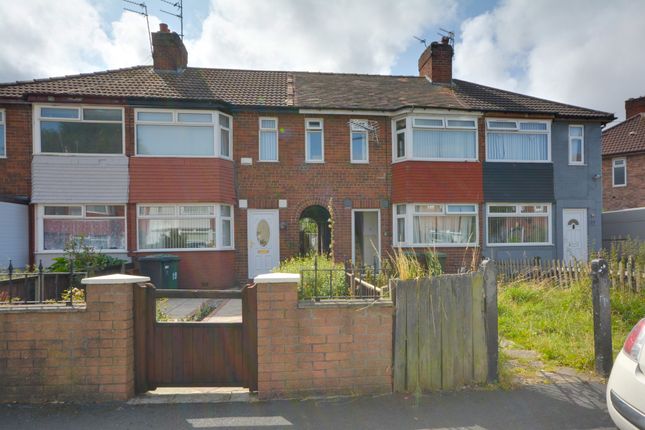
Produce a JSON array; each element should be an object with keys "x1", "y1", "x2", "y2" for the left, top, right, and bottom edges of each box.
[
  {"x1": 0, "y1": 25, "x2": 614, "y2": 286},
  {"x1": 602, "y1": 96, "x2": 645, "y2": 244}
]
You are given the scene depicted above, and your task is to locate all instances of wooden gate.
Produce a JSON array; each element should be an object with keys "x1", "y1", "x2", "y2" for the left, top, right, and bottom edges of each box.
[{"x1": 133, "y1": 284, "x2": 258, "y2": 393}]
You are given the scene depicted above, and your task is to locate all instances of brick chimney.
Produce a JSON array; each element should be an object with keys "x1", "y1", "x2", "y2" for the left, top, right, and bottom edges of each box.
[
  {"x1": 418, "y1": 36, "x2": 453, "y2": 84},
  {"x1": 152, "y1": 23, "x2": 188, "y2": 72},
  {"x1": 625, "y1": 96, "x2": 645, "y2": 119}
]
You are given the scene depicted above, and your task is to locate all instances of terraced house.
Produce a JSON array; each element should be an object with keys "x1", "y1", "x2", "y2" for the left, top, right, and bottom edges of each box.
[{"x1": 0, "y1": 25, "x2": 614, "y2": 288}]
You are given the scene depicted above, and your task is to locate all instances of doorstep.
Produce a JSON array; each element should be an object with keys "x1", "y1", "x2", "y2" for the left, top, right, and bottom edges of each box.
[{"x1": 127, "y1": 387, "x2": 255, "y2": 405}]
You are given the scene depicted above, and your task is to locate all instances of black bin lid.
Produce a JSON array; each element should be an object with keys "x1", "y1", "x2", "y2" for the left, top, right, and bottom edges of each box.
[{"x1": 138, "y1": 254, "x2": 180, "y2": 262}]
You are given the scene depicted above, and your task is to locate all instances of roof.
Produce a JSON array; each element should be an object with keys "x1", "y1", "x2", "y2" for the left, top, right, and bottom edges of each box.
[
  {"x1": 602, "y1": 113, "x2": 645, "y2": 156},
  {"x1": 0, "y1": 65, "x2": 613, "y2": 121}
]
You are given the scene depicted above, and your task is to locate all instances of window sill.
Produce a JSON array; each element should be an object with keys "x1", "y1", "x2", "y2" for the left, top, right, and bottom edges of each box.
[
  {"x1": 258, "y1": 159, "x2": 279, "y2": 163},
  {"x1": 305, "y1": 160, "x2": 325, "y2": 164},
  {"x1": 485, "y1": 160, "x2": 552, "y2": 164},
  {"x1": 133, "y1": 154, "x2": 225, "y2": 159},
  {"x1": 36, "y1": 153, "x2": 126, "y2": 157},
  {"x1": 37, "y1": 250, "x2": 127, "y2": 254},
  {"x1": 486, "y1": 243, "x2": 553, "y2": 247},
  {"x1": 133, "y1": 248, "x2": 235, "y2": 253},
  {"x1": 350, "y1": 160, "x2": 369, "y2": 164},
  {"x1": 393, "y1": 244, "x2": 479, "y2": 248}
]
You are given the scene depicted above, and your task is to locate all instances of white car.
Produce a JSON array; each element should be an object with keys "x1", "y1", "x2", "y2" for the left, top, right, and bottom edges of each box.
[{"x1": 607, "y1": 318, "x2": 645, "y2": 430}]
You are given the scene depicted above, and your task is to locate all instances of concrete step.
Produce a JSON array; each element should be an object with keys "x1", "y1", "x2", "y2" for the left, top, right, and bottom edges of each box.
[{"x1": 127, "y1": 387, "x2": 255, "y2": 405}]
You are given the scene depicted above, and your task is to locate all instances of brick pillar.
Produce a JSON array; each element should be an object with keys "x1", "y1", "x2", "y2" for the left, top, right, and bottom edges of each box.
[{"x1": 81, "y1": 274, "x2": 150, "y2": 401}]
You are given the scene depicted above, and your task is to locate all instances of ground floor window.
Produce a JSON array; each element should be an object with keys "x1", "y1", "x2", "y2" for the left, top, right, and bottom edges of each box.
[
  {"x1": 393, "y1": 203, "x2": 478, "y2": 246},
  {"x1": 40, "y1": 204, "x2": 126, "y2": 251},
  {"x1": 486, "y1": 203, "x2": 551, "y2": 245},
  {"x1": 137, "y1": 204, "x2": 234, "y2": 251}
]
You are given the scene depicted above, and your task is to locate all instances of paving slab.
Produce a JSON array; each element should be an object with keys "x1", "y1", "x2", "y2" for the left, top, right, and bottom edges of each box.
[
  {"x1": 202, "y1": 298, "x2": 242, "y2": 323},
  {"x1": 160, "y1": 298, "x2": 220, "y2": 320}
]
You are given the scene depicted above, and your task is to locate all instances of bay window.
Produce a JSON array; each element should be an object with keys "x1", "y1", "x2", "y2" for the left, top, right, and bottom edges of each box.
[
  {"x1": 136, "y1": 109, "x2": 232, "y2": 158},
  {"x1": 40, "y1": 204, "x2": 126, "y2": 251},
  {"x1": 137, "y1": 204, "x2": 234, "y2": 251},
  {"x1": 37, "y1": 106, "x2": 123, "y2": 154},
  {"x1": 393, "y1": 203, "x2": 478, "y2": 246},
  {"x1": 486, "y1": 204, "x2": 551, "y2": 245},
  {"x1": 393, "y1": 116, "x2": 478, "y2": 161},
  {"x1": 486, "y1": 119, "x2": 550, "y2": 162}
]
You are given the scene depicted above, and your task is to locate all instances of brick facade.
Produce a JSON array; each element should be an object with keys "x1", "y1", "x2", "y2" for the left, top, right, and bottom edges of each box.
[
  {"x1": 0, "y1": 282, "x2": 135, "y2": 403},
  {"x1": 255, "y1": 279, "x2": 393, "y2": 399},
  {"x1": 602, "y1": 152, "x2": 645, "y2": 211},
  {"x1": 0, "y1": 104, "x2": 31, "y2": 198}
]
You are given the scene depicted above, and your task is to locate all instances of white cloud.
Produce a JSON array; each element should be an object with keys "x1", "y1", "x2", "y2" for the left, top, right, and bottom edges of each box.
[
  {"x1": 454, "y1": 0, "x2": 645, "y2": 121},
  {"x1": 187, "y1": 0, "x2": 456, "y2": 74}
]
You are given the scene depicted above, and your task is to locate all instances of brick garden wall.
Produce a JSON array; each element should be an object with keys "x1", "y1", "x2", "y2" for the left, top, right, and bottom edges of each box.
[
  {"x1": 256, "y1": 279, "x2": 393, "y2": 399},
  {"x1": 0, "y1": 282, "x2": 135, "y2": 403}
]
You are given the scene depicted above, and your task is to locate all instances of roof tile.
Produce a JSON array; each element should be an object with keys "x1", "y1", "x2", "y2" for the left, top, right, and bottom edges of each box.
[{"x1": 602, "y1": 113, "x2": 645, "y2": 155}]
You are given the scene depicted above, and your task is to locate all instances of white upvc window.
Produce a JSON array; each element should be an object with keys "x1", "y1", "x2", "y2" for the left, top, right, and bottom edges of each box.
[
  {"x1": 612, "y1": 158, "x2": 627, "y2": 187},
  {"x1": 38, "y1": 204, "x2": 126, "y2": 252},
  {"x1": 393, "y1": 203, "x2": 478, "y2": 247},
  {"x1": 349, "y1": 119, "x2": 369, "y2": 163},
  {"x1": 392, "y1": 115, "x2": 478, "y2": 162},
  {"x1": 305, "y1": 118, "x2": 324, "y2": 163},
  {"x1": 34, "y1": 105, "x2": 124, "y2": 155},
  {"x1": 259, "y1": 117, "x2": 278, "y2": 162},
  {"x1": 137, "y1": 204, "x2": 234, "y2": 251},
  {"x1": 486, "y1": 119, "x2": 551, "y2": 162},
  {"x1": 0, "y1": 109, "x2": 5, "y2": 158},
  {"x1": 486, "y1": 203, "x2": 552, "y2": 246},
  {"x1": 568, "y1": 125, "x2": 584, "y2": 165},
  {"x1": 135, "y1": 109, "x2": 231, "y2": 158}
]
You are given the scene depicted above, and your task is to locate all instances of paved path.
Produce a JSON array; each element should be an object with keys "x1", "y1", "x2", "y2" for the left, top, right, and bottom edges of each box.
[
  {"x1": 0, "y1": 382, "x2": 615, "y2": 430},
  {"x1": 202, "y1": 299, "x2": 242, "y2": 323},
  {"x1": 162, "y1": 298, "x2": 220, "y2": 321}
]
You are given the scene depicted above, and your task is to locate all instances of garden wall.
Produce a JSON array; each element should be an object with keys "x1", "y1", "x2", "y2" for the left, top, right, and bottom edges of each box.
[
  {"x1": 255, "y1": 274, "x2": 394, "y2": 399},
  {"x1": 0, "y1": 274, "x2": 147, "y2": 403}
]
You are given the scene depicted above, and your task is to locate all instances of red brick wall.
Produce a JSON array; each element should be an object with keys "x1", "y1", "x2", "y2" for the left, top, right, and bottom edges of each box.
[
  {"x1": 256, "y1": 280, "x2": 393, "y2": 399},
  {"x1": 0, "y1": 282, "x2": 135, "y2": 403},
  {"x1": 0, "y1": 104, "x2": 32, "y2": 198},
  {"x1": 418, "y1": 40, "x2": 453, "y2": 83},
  {"x1": 392, "y1": 161, "x2": 483, "y2": 202},
  {"x1": 626, "y1": 97, "x2": 645, "y2": 119},
  {"x1": 129, "y1": 157, "x2": 235, "y2": 203},
  {"x1": 234, "y1": 112, "x2": 391, "y2": 282},
  {"x1": 602, "y1": 153, "x2": 645, "y2": 211}
]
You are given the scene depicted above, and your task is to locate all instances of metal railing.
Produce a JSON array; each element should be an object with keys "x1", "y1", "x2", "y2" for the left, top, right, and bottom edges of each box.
[
  {"x1": 298, "y1": 256, "x2": 392, "y2": 301},
  {"x1": 0, "y1": 260, "x2": 87, "y2": 306}
]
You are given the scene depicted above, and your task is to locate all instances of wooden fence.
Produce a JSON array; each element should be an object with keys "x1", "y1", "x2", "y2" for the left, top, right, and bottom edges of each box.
[
  {"x1": 392, "y1": 260, "x2": 497, "y2": 392},
  {"x1": 496, "y1": 258, "x2": 644, "y2": 291}
]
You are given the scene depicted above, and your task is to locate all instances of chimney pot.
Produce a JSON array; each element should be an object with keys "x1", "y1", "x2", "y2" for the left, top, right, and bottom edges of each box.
[
  {"x1": 159, "y1": 23, "x2": 170, "y2": 33},
  {"x1": 418, "y1": 39, "x2": 453, "y2": 84}
]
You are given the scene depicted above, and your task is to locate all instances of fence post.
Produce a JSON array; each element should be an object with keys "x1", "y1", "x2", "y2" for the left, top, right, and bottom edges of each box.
[
  {"x1": 591, "y1": 258, "x2": 613, "y2": 376},
  {"x1": 481, "y1": 259, "x2": 498, "y2": 383}
]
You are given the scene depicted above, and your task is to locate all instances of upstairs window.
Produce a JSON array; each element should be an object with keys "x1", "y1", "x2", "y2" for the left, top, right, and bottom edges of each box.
[
  {"x1": 393, "y1": 116, "x2": 478, "y2": 161},
  {"x1": 612, "y1": 158, "x2": 627, "y2": 187},
  {"x1": 136, "y1": 110, "x2": 231, "y2": 157},
  {"x1": 350, "y1": 120, "x2": 369, "y2": 163},
  {"x1": 568, "y1": 125, "x2": 584, "y2": 165},
  {"x1": 40, "y1": 204, "x2": 126, "y2": 251},
  {"x1": 37, "y1": 106, "x2": 123, "y2": 154},
  {"x1": 395, "y1": 119, "x2": 406, "y2": 159},
  {"x1": 0, "y1": 110, "x2": 5, "y2": 157},
  {"x1": 305, "y1": 119, "x2": 324, "y2": 162},
  {"x1": 486, "y1": 119, "x2": 550, "y2": 162},
  {"x1": 259, "y1": 118, "x2": 278, "y2": 161}
]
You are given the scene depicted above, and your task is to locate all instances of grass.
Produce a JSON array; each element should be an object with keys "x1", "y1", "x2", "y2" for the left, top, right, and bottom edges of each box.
[
  {"x1": 275, "y1": 254, "x2": 347, "y2": 299},
  {"x1": 498, "y1": 279, "x2": 645, "y2": 372}
]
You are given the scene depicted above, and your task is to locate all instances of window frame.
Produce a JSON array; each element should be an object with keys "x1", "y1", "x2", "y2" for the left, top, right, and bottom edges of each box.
[
  {"x1": 33, "y1": 104, "x2": 125, "y2": 156},
  {"x1": 305, "y1": 118, "x2": 325, "y2": 163},
  {"x1": 485, "y1": 203, "x2": 552, "y2": 247},
  {"x1": 136, "y1": 203, "x2": 234, "y2": 252},
  {"x1": 568, "y1": 125, "x2": 584, "y2": 165},
  {"x1": 134, "y1": 108, "x2": 231, "y2": 159},
  {"x1": 485, "y1": 118, "x2": 552, "y2": 163},
  {"x1": 392, "y1": 115, "x2": 479, "y2": 162},
  {"x1": 612, "y1": 157, "x2": 627, "y2": 187},
  {"x1": 0, "y1": 109, "x2": 5, "y2": 158},
  {"x1": 258, "y1": 117, "x2": 279, "y2": 162},
  {"x1": 393, "y1": 203, "x2": 479, "y2": 247},
  {"x1": 349, "y1": 119, "x2": 369, "y2": 164},
  {"x1": 37, "y1": 203, "x2": 127, "y2": 253}
]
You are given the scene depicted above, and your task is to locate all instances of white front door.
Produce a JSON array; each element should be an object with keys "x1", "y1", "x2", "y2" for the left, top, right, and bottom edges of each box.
[
  {"x1": 563, "y1": 209, "x2": 588, "y2": 263},
  {"x1": 247, "y1": 210, "x2": 280, "y2": 279}
]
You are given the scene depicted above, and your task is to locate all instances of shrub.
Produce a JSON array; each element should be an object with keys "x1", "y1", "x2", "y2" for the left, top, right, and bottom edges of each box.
[
  {"x1": 47, "y1": 237, "x2": 126, "y2": 275},
  {"x1": 274, "y1": 254, "x2": 347, "y2": 299},
  {"x1": 389, "y1": 248, "x2": 443, "y2": 280}
]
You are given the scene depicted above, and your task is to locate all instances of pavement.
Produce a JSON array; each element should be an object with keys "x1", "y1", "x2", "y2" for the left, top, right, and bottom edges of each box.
[
  {"x1": 0, "y1": 380, "x2": 615, "y2": 430},
  {"x1": 162, "y1": 298, "x2": 221, "y2": 320},
  {"x1": 202, "y1": 299, "x2": 242, "y2": 323}
]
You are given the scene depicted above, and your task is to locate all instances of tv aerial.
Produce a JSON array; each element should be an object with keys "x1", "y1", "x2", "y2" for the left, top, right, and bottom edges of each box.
[
  {"x1": 123, "y1": 0, "x2": 153, "y2": 59},
  {"x1": 413, "y1": 36, "x2": 427, "y2": 47},
  {"x1": 161, "y1": 0, "x2": 184, "y2": 40}
]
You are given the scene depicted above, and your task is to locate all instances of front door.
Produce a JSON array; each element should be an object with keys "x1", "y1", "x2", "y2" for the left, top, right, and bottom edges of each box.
[
  {"x1": 352, "y1": 210, "x2": 380, "y2": 267},
  {"x1": 563, "y1": 209, "x2": 588, "y2": 263},
  {"x1": 247, "y1": 210, "x2": 280, "y2": 279}
]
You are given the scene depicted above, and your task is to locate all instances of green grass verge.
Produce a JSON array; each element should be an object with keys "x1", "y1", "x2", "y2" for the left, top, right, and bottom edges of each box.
[{"x1": 498, "y1": 279, "x2": 645, "y2": 371}]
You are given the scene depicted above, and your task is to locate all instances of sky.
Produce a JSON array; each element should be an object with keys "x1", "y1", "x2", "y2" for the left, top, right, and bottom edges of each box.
[{"x1": 0, "y1": 0, "x2": 644, "y2": 123}]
